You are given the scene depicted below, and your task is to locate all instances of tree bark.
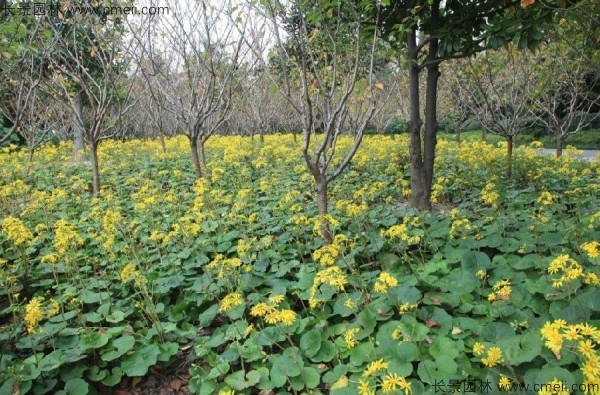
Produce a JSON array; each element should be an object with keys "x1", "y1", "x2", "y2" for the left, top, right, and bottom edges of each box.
[
  {"x1": 197, "y1": 139, "x2": 207, "y2": 176},
  {"x1": 407, "y1": 30, "x2": 425, "y2": 209},
  {"x1": 506, "y1": 135, "x2": 513, "y2": 179},
  {"x1": 190, "y1": 137, "x2": 202, "y2": 178},
  {"x1": 423, "y1": 40, "x2": 440, "y2": 210},
  {"x1": 556, "y1": 135, "x2": 563, "y2": 158},
  {"x1": 90, "y1": 142, "x2": 101, "y2": 195},
  {"x1": 74, "y1": 92, "x2": 85, "y2": 162},
  {"x1": 315, "y1": 177, "x2": 333, "y2": 245}
]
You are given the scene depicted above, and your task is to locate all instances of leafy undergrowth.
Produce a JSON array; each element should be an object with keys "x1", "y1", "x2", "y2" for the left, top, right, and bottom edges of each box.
[{"x1": 0, "y1": 135, "x2": 599, "y2": 394}]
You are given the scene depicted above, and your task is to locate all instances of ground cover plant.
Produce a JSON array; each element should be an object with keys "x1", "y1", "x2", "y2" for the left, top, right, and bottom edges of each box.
[{"x1": 0, "y1": 135, "x2": 599, "y2": 394}]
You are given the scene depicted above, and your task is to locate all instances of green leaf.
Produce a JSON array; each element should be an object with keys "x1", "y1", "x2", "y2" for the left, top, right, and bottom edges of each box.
[
  {"x1": 417, "y1": 356, "x2": 458, "y2": 385},
  {"x1": 105, "y1": 310, "x2": 125, "y2": 323},
  {"x1": 225, "y1": 370, "x2": 259, "y2": 391},
  {"x1": 121, "y1": 343, "x2": 161, "y2": 377},
  {"x1": 299, "y1": 329, "x2": 322, "y2": 358},
  {"x1": 39, "y1": 351, "x2": 64, "y2": 372},
  {"x1": 63, "y1": 378, "x2": 89, "y2": 395},
  {"x1": 101, "y1": 335, "x2": 135, "y2": 362},
  {"x1": 79, "y1": 332, "x2": 110, "y2": 350}
]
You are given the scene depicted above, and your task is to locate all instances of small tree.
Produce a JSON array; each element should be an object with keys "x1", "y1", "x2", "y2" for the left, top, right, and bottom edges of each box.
[
  {"x1": 531, "y1": 44, "x2": 599, "y2": 157},
  {"x1": 450, "y1": 50, "x2": 538, "y2": 178},
  {"x1": 242, "y1": 0, "x2": 384, "y2": 244},
  {"x1": 134, "y1": 0, "x2": 247, "y2": 178},
  {"x1": 48, "y1": 4, "x2": 140, "y2": 194}
]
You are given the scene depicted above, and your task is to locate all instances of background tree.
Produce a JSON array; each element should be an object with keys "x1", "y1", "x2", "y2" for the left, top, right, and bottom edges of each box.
[
  {"x1": 48, "y1": 2, "x2": 141, "y2": 194},
  {"x1": 449, "y1": 50, "x2": 538, "y2": 178},
  {"x1": 376, "y1": 0, "x2": 558, "y2": 209},
  {"x1": 243, "y1": 0, "x2": 384, "y2": 244},
  {"x1": 529, "y1": 30, "x2": 599, "y2": 157},
  {"x1": 133, "y1": 0, "x2": 247, "y2": 178}
]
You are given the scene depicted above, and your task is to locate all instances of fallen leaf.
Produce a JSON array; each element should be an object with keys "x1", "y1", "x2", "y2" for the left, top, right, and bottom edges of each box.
[
  {"x1": 132, "y1": 377, "x2": 142, "y2": 387},
  {"x1": 375, "y1": 81, "x2": 384, "y2": 90},
  {"x1": 452, "y1": 327, "x2": 463, "y2": 335},
  {"x1": 429, "y1": 296, "x2": 441, "y2": 304},
  {"x1": 425, "y1": 319, "x2": 440, "y2": 328},
  {"x1": 331, "y1": 376, "x2": 349, "y2": 390},
  {"x1": 520, "y1": 0, "x2": 534, "y2": 7},
  {"x1": 170, "y1": 380, "x2": 184, "y2": 391}
]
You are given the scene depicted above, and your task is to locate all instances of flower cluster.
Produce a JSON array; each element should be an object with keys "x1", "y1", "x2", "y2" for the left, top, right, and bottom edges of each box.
[
  {"x1": 24, "y1": 296, "x2": 60, "y2": 334},
  {"x1": 249, "y1": 294, "x2": 296, "y2": 326},
  {"x1": 309, "y1": 266, "x2": 348, "y2": 308},
  {"x1": 206, "y1": 254, "x2": 243, "y2": 279},
  {"x1": 381, "y1": 216, "x2": 422, "y2": 245},
  {"x1": 374, "y1": 272, "x2": 399, "y2": 293},
  {"x1": 481, "y1": 181, "x2": 500, "y2": 209},
  {"x1": 219, "y1": 292, "x2": 244, "y2": 313},
  {"x1": 2, "y1": 216, "x2": 34, "y2": 247},
  {"x1": 541, "y1": 320, "x2": 599, "y2": 387},
  {"x1": 548, "y1": 255, "x2": 585, "y2": 288},
  {"x1": 488, "y1": 279, "x2": 512, "y2": 302},
  {"x1": 359, "y1": 359, "x2": 411, "y2": 394},
  {"x1": 472, "y1": 342, "x2": 504, "y2": 367},
  {"x1": 53, "y1": 219, "x2": 84, "y2": 256},
  {"x1": 312, "y1": 244, "x2": 340, "y2": 266}
]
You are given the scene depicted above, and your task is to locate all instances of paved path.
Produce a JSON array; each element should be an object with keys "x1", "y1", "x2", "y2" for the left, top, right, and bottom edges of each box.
[{"x1": 539, "y1": 149, "x2": 599, "y2": 161}]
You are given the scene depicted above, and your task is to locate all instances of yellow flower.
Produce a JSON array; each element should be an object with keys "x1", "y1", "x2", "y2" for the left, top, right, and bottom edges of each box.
[
  {"x1": 578, "y1": 339, "x2": 595, "y2": 359},
  {"x1": 219, "y1": 292, "x2": 243, "y2": 313},
  {"x1": 2, "y1": 216, "x2": 34, "y2": 247},
  {"x1": 537, "y1": 378, "x2": 570, "y2": 395},
  {"x1": 473, "y1": 342, "x2": 485, "y2": 356},
  {"x1": 268, "y1": 294, "x2": 285, "y2": 305},
  {"x1": 581, "y1": 242, "x2": 599, "y2": 259},
  {"x1": 277, "y1": 309, "x2": 297, "y2": 325},
  {"x1": 362, "y1": 359, "x2": 389, "y2": 377},
  {"x1": 481, "y1": 346, "x2": 503, "y2": 367},
  {"x1": 344, "y1": 327, "x2": 360, "y2": 349},
  {"x1": 358, "y1": 379, "x2": 375, "y2": 395},
  {"x1": 498, "y1": 375, "x2": 511, "y2": 390},
  {"x1": 244, "y1": 324, "x2": 254, "y2": 337},
  {"x1": 53, "y1": 219, "x2": 84, "y2": 256},
  {"x1": 312, "y1": 244, "x2": 340, "y2": 266},
  {"x1": 381, "y1": 373, "x2": 411, "y2": 394},
  {"x1": 120, "y1": 263, "x2": 138, "y2": 283},
  {"x1": 374, "y1": 272, "x2": 398, "y2": 293},
  {"x1": 24, "y1": 296, "x2": 44, "y2": 334},
  {"x1": 250, "y1": 303, "x2": 274, "y2": 317}
]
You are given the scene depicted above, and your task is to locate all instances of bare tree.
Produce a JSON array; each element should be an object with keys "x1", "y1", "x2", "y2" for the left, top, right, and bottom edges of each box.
[
  {"x1": 132, "y1": 0, "x2": 247, "y2": 178},
  {"x1": 239, "y1": 0, "x2": 384, "y2": 244},
  {"x1": 450, "y1": 50, "x2": 537, "y2": 178},
  {"x1": 531, "y1": 46, "x2": 599, "y2": 157},
  {"x1": 48, "y1": 8, "x2": 141, "y2": 194}
]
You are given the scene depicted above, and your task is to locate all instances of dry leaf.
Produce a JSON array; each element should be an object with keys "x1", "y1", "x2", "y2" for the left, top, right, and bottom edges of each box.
[
  {"x1": 331, "y1": 376, "x2": 349, "y2": 390},
  {"x1": 520, "y1": 0, "x2": 534, "y2": 8},
  {"x1": 375, "y1": 81, "x2": 384, "y2": 90},
  {"x1": 452, "y1": 327, "x2": 463, "y2": 335},
  {"x1": 429, "y1": 296, "x2": 441, "y2": 304},
  {"x1": 425, "y1": 319, "x2": 440, "y2": 328}
]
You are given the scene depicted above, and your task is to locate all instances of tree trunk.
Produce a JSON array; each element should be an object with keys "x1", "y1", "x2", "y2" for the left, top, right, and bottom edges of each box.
[
  {"x1": 481, "y1": 128, "x2": 487, "y2": 142},
  {"x1": 407, "y1": 31, "x2": 425, "y2": 209},
  {"x1": 423, "y1": 38, "x2": 440, "y2": 211},
  {"x1": 90, "y1": 142, "x2": 101, "y2": 195},
  {"x1": 315, "y1": 177, "x2": 333, "y2": 245},
  {"x1": 159, "y1": 132, "x2": 166, "y2": 153},
  {"x1": 28, "y1": 146, "x2": 35, "y2": 163},
  {"x1": 506, "y1": 135, "x2": 513, "y2": 179},
  {"x1": 197, "y1": 139, "x2": 207, "y2": 176},
  {"x1": 190, "y1": 138, "x2": 202, "y2": 178},
  {"x1": 556, "y1": 135, "x2": 563, "y2": 158},
  {"x1": 74, "y1": 92, "x2": 85, "y2": 162},
  {"x1": 455, "y1": 127, "x2": 461, "y2": 144}
]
